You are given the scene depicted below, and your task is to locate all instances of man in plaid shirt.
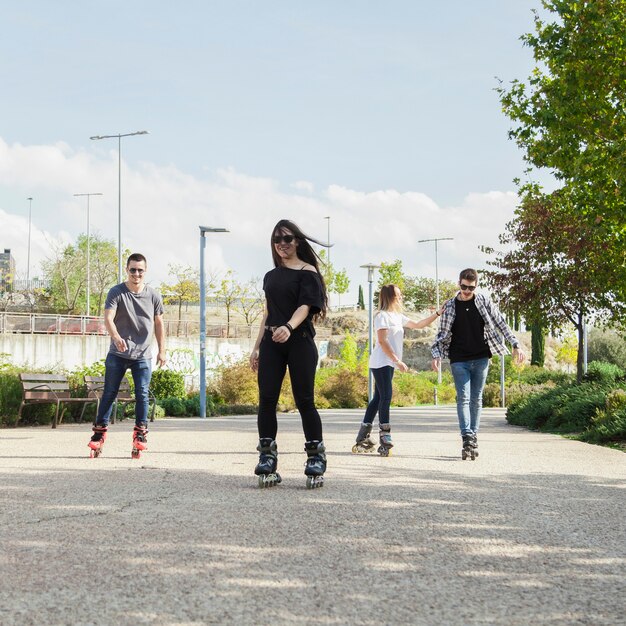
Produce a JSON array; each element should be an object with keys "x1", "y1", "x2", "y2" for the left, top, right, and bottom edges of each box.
[{"x1": 431, "y1": 268, "x2": 525, "y2": 458}]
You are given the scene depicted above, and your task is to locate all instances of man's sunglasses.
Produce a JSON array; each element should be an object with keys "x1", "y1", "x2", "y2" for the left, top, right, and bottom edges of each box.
[
  {"x1": 273, "y1": 235, "x2": 295, "y2": 244},
  {"x1": 128, "y1": 268, "x2": 145, "y2": 275},
  {"x1": 460, "y1": 284, "x2": 476, "y2": 291}
]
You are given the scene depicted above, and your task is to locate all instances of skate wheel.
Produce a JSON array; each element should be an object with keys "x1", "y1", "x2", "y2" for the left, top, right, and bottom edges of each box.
[
  {"x1": 462, "y1": 450, "x2": 468, "y2": 460},
  {"x1": 131, "y1": 449, "x2": 141, "y2": 459},
  {"x1": 306, "y1": 476, "x2": 324, "y2": 489},
  {"x1": 351, "y1": 444, "x2": 359, "y2": 454}
]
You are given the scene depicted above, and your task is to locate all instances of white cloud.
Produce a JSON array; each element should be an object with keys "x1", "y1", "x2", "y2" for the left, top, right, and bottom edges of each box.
[{"x1": 0, "y1": 137, "x2": 519, "y2": 301}]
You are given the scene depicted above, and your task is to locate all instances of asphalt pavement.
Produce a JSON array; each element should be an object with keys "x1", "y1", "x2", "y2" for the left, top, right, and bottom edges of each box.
[{"x1": 0, "y1": 407, "x2": 624, "y2": 625}]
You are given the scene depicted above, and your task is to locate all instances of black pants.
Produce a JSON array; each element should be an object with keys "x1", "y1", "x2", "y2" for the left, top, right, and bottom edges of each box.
[{"x1": 257, "y1": 328, "x2": 323, "y2": 441}]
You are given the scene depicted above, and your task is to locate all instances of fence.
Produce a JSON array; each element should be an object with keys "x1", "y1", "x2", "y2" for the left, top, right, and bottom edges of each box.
[{"x1": 0, "y1": 312, "x2": 330, "y2": 339}]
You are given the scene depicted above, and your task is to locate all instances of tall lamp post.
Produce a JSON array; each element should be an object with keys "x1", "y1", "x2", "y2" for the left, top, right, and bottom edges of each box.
[
  {"x1": 73, "y1": 193, "x2": 103, "y2": 317},
  {"x1": 418, "y1": 237, "x2": 453, "y2": 384},
  {"x1": 360, "y1": 263, "x2": 380, "y2": 401},
  {"x1": 199, "y1": 226, "x2": 229, "y2": 418},
  {"x1": 26, "y1": 197, "x2": 33, "y2": 284},
  {"x1": 90, "y1": 130, "x2": 149, "y2": 283},
  {"x1": 324, "y1": 216, "x2": 330, "y2": 264}
]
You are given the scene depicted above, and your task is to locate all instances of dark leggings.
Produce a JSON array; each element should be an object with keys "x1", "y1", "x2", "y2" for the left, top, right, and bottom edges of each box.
[
  {"x1": 257, "y1": 329, "x2": 322, "y2": 441},
  {"x1": 362, "y1": 365, "x2": 395, "y2": 426}
]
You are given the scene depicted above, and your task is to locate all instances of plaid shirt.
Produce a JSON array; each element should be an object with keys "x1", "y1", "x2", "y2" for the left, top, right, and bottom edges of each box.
[{"x1": 431, "y1": 292, "x2": 519, "y2": 360}]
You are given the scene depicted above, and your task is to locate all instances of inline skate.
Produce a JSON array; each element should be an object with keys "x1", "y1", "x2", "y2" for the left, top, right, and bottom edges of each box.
[
  {"x1": 132, "y1": 424, "x2": 149, "y2": 459},
  {"x1": 88, "y1": 425, "x2": 108, "y2": 458},
  {"x1": 304, "y1": 440, "x2": 326, "y2": 489},
  {"x1": 255, "y1": 438, "x2": 282, "y2": 488},
  {"x1": 378, "y1": 425, "x2": 394, "y2": 457},
  {"x1": 351, "y1": 422, "x2": 376, "y2": 454},
  {"x1": 461, "y1": 434, "x2": 477, "y2": 460}
]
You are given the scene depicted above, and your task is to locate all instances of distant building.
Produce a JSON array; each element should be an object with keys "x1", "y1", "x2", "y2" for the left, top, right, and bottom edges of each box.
[{"x1": 0, "y1": 248, "x2": 15, "y2": 292}]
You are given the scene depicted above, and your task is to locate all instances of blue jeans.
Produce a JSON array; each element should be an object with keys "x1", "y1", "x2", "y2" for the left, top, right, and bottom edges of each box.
[
  {"x1": 95, "y1": 353, "x2": 152, "y2": 427},
  {"x1": 363, "y1": 366, "x2": 395, "y2": 426},
  {"x1": 450, "y1": 358, "x2": 490, "y2": 436}
]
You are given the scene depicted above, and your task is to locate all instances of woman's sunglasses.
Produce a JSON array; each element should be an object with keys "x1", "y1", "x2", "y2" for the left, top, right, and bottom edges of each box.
[{"x1": 273, "y1": 235, "x2": 295, "y2": 244}]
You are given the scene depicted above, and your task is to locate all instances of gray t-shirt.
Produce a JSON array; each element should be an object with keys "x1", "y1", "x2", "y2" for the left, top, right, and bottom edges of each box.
[{"x1": 105, "y1": 283, "x2": 164, "y2": 360}]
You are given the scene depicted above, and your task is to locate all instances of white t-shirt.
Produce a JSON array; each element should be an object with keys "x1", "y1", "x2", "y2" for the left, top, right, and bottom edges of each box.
[{"x1": 369, "y1": 311, "x2": 410, "y2": 369}]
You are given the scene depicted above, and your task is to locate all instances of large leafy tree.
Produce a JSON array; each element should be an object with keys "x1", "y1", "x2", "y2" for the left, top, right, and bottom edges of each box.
[
  {"x1": 497, "y1": 0, "x2": 626, "y2": 297},
  {"x1": 483, "y1": 186, "x2": 624, "y2": 381}
]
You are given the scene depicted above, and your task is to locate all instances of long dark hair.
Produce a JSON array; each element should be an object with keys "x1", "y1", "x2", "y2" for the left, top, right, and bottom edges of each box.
[{"x1": 271, "y1": 219, "x2": 329, "y2": 320}]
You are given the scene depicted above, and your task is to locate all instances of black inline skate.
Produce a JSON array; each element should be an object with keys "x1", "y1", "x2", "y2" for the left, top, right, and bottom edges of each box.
[
  {"x1": 351, "y1": 422, "x2": 376, "y2": 454},
  {"x1": 378, "y1": 424, "x2": 394, "y2": 457},
  {"x1": 471, "y1": 434, "x2": 479, "y2": 458},
  {"x1": 304, "y1": 440, "x2": 326, "y2": 489},
  {"x1": 461, "y1": 434, "x2": 477, "y2": 460},
  {"x1": 255, "y1": 438, "x2": 282, "y2": 488}
]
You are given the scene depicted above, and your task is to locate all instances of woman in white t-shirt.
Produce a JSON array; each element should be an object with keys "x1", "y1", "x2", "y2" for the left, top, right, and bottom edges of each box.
[{"x1": 352, "y1": 284, "x2": 442, "y2": 456}]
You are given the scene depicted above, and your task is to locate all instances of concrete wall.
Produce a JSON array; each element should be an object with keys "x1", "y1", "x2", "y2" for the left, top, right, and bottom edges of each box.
[{"x1": 0, "y1": 334, "x2": 256, "y2": 376}]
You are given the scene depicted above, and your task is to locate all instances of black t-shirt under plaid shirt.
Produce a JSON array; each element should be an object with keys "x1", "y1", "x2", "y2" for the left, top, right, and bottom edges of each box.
[
  {"x1": 263, "y1": 267, "x2": 324, "y2": 338},
  {"x1": 449, "y1": 297, "x2": 492, "y2": 363}
]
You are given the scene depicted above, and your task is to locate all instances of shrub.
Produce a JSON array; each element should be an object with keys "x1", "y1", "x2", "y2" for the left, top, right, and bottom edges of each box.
[
  {"x1": 0, "y1": 370, "x2": 25, "y2": 425},
  {"x1": 582, "y1": 390, "x2": 626, "y2": 445},
  {"x1": 150, "y1": 369, "x2": 186, "y2": 399},
  {"x1": 318, "y1": 369, "x2": 367, "y2": 408},
  {"x1": 584, "y1": 361, "x2": 624, "y2": 384},
  {"x1": 158, "y1": 397, "x2": 187, "y2": 417},
  {"x1": 212, "y1": 359, "x2": 258, "y2": 405},
  {"x1": 588, "y1": 327, "x2": 626, "y2": 369},
  {"x1": 507, "y1": 380, "x2": 624, "y2": 434}
]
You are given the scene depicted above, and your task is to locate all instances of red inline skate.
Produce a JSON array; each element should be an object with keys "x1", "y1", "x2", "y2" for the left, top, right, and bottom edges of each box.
[
  {"x1": 88, "y1": 425, "x2": 108, "y2": 458},
  {"x1": 132, "y1": 425, "x2": 149, "y2": 459}
]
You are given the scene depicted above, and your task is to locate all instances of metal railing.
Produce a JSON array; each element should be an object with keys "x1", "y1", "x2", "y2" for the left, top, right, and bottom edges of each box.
[{"x1": 0, "y1": 312, "x2": 331, "y2": 339}]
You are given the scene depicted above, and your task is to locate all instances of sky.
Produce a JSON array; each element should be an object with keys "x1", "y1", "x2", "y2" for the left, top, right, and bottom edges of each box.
[{"x1": 0, "y1": 0, "x2": 548, "y2": 304}]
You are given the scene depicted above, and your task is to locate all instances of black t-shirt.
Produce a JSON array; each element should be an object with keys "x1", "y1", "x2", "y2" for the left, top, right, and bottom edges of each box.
[
  {"x1": 263, "y1": 267, "x2": 324, "y2": 337},
  {"x1": 449, "y1": 296, "x2": 492, "y2": 363}
]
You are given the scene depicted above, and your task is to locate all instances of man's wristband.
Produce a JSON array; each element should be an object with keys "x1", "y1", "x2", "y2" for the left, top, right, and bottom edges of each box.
[{"x1": 285, "y1": 323, "x2": 294, "y2": 333}]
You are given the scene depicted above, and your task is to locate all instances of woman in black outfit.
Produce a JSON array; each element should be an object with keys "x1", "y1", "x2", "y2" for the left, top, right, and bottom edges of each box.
[{"x1": 250, "y1": 219, "x2": 328, "y2": 489}]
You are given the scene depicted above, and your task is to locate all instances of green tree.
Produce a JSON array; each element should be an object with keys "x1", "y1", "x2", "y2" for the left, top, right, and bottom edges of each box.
[
  {"x1": 160, "y1": 264, "x2": 200, "y2": 336},
  {"x1": 377, "y1": 260, "x2": 404, "y2": 291},
  {"x1": 318, "y1": 250, "x2": 334, "y2": 297},
  {"x1": 42, "y1": 234, "x2": 119, "y2": 315},
  {"x1": 333, "y1": 268, "x2": 350, "y2": 308},
  {"x1": 403, "y1": 276, "x2": 457, "y2": 312},
  {"x1": 483, "y1": 187, "x2": 624, "y2": 382},
  {"x1": 235, "y1": 278, "x2": 265, "y2": 328},
  {"x1": 86, "y1": 235, "x2": 118, "y2": 315},
  {"x1": 215, "y1": 270, "x2": 242, "y2": 338},
  {"x1": 497, "y1": 0, "x2": 626, "y2": 298},
  {"x1": 530, "y1": 321, "x2": 547, "y2": 367}
]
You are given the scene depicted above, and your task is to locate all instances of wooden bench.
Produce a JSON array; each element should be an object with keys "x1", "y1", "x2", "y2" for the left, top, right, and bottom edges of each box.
[
  {"x1": 18, "y1": 373, "x2": 96, "y2": 429},
  {"x1": 79, "y1": 376, "x2": 156, "y2": 424}
]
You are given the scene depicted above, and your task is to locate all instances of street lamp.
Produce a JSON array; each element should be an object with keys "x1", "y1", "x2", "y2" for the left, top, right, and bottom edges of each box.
[
  {"x1": 90, "y1": 130, "x2": 149, "y2": 283},
  {"x1": 324, "y1": 216, "x2": 330, "y2": 265},
  {"x1": 26, "y1": 197, "x2": 33, "y2": 284},
  {"x1": 73, "y1": 193, "x2": 103, "y2": 317},
  {"x1": 199, "y1": 226, "x2": 229, "y2": 418},
  {"x1": 360, "y1": 263, "x2": 380, "y2": 402},
  {"x1": 418, "y1": 237, "x2": 453, "y2": 384}
]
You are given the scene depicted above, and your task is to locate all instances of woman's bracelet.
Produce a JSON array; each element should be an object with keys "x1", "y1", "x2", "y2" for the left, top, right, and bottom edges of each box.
[{"x1": 284, "y1": 323, "x2": 294, "y2": 333}]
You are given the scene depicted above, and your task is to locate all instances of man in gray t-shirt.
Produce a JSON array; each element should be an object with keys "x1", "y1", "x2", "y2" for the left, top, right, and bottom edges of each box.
[{"x1": 88, "y1": 253, "x2": 166, "y2": 459}]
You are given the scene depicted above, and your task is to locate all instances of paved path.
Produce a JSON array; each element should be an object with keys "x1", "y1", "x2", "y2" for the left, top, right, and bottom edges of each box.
[{"x1": 0, "y1": 407, "x2": 624, "y2": 625}]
